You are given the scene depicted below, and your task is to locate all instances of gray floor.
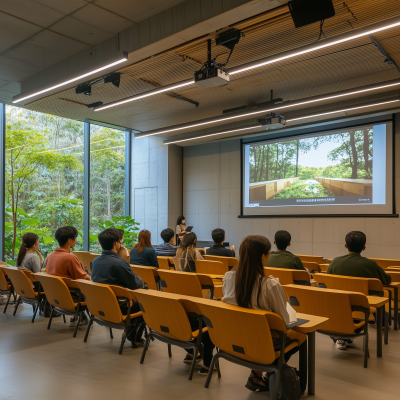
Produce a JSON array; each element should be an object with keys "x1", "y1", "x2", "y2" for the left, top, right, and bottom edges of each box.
[{"x1": 1, "y1": 300, "x2": 399, "y2": 400}]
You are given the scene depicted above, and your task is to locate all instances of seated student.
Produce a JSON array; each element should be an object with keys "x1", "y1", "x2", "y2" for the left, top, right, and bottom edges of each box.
[
  {"x1": 327, "y1": 231, "x2": 391, "y2": 350},
  {"x1": 154, "y1": 228, "x2": 177, "y2": 257},
  {"x1": 130, "y1": 230, "x2": 159, "y2": 268},
  {"x1": 206, "y1": 228, "x2": 235, "y2": 257},
  {"x1": 16, "y1": 233, "x2": 43, "y2": 273},
  {"x1": 91, "y1": 228, "x2": 145, "y2": 347},
  {"x1": 116, "y1": 229, "x2": 130, "y2": 263},
  {"x1": 223, "y1": 235, "x2": 306, "y2": 392},
  {"x1": 175, "y1": 232, "x2": 204, "y2": 272},
  {"x1": 266, "y1": 230, "x2": 306, "y2": 271},
  {"x1": 45, "y1": 226, "x2": 90, "y2": 326}
]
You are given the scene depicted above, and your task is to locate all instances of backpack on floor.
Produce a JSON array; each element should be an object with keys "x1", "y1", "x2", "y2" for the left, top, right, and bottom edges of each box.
[{"x1": 269, "y1": 364, "x2": 301, "y2": 400}]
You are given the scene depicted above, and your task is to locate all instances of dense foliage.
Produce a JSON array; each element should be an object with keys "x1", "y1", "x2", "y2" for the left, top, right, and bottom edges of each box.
[{"x1": 5, "y1": 106, "x2": 134, "y2": 263}]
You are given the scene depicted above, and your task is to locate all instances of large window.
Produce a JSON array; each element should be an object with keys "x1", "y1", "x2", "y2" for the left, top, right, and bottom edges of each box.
[
  {"x1": 5, "y1": 106, "x2": 84, "y2": 263},
  {"x1": 89, "y1": 125, "x2": 126, "y2": 252}
]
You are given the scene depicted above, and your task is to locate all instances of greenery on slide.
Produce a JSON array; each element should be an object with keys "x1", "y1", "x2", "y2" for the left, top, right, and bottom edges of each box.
[{"x1": 272, "y1": 179, "x2": 334, "y2": 199}]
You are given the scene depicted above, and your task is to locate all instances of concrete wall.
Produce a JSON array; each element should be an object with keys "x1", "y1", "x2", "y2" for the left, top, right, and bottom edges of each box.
[
  {"x1": 182, "y1": 113, "x2": 400, "y2": 259},
  {"x1": 131, "y1": 135, "x2": 182, "y2": 245}
]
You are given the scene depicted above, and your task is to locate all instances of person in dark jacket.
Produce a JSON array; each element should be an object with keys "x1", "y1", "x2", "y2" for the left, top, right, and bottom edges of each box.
[
  {"x1": 206, "y1": 228, "x2": 235, "y2": 257},
  {"x1": 130, "y1": 230, "x2": 159, "y2": 268},
  {"x1": 154, "y1": 228, "x2": 177, "y2": 257},
  {"x1": 91, "y1": 228, "x2": 145, "y2": 347}
]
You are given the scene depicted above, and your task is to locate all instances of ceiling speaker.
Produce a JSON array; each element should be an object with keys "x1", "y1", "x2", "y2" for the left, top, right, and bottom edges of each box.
[{"x1": 288, "y1": 0, "x2": 335, "y2": 28}]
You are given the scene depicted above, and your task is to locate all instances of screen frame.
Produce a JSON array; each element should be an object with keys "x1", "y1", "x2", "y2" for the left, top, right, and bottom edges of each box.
[{"x1": 239, "y1": 116, "x2": 397, "y2": 218}]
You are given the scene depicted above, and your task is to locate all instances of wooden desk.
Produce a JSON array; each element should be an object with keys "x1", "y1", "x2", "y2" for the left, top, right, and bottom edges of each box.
[
  {"x1": 385, "y1": 282, "x2": 399, "y2": 331},
  {"x1": 292, "y1": 313, "x2": 329, "y2": 396}
]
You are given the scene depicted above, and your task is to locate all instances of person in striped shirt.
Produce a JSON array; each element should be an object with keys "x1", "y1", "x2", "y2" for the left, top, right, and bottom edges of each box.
[{"x1": 154, "y1": 228, "x2": 177, "y2": 257}]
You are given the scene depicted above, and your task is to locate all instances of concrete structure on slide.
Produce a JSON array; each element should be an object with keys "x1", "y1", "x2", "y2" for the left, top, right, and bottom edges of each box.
[
  {"x1": 315, "y1": 177, "x2": 372, "y2": 196},
  {"x1": 249, "y1": 177, "x2": 300, "y2": 201}
]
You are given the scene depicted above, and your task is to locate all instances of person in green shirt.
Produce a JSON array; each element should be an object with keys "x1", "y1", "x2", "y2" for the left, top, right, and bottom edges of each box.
[
  {"x1": 266, "y1": 230, "x2": 306, "y2": 271},
  {"x1": 327, "y1": 231, "x2": 391, "y2": 350},
  {"x1": 327, "y1": 231, "x2": 391, "y2": 285}
]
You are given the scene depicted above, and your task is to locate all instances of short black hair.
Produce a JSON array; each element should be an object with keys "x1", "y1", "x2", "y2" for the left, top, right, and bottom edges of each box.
[
  {"x1": 275, "y1": 230, "x2": 291, "y2": 250},
  {"x1": 212, "y1": 228, "x2": 225, "y2": 244},
  {"x1": 98, "y1": 228, "x2": 120, "y2": 251},
  {"x1": 116, "y1": 229, "x2": 124, "y2": 240},
  {"x1": 55, "y1": 226, "x2": 78, "y2": 246},
  {"x1": 161, "y1": 228, "x2": 174, "y2": 243},
  {"x1": 345, "y1": 231, "x2": 366, "y2": 253}
]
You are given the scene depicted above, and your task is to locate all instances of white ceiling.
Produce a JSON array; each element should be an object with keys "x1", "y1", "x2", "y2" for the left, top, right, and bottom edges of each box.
[{"x1": 0, "y1": 0, "x2": 184, "y2": 101}]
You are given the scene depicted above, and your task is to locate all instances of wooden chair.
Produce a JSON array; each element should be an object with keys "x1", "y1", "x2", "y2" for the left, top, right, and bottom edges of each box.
[
  {"x1": 134, "y1": 289, "x2": 209, "y2": 380},
  {"x1": 4, "y1": 267, "x2": 44, "y2": 323},
  {"x1": 75, "y1": 280, "x2": 144, "y2": 354},
  {"x1": 302, "y1": 261, "x2": 321, "y2": 273},
  {"x1": 34, "y1": 273, "x2": 86, "y2": 337},
  {"x1": 0, "y1": 266, "x2": 15, "y2": 313},
  {"x1": 157, "y1": 256, "x2": 174, "y2": 270},
  {"x1": 386, "y1": 272, "x2": 400, "y2": 326},
  {"x1": 283, "y1": 285, "x2": 370, "y2": 367},
  {"x1": 157, "y1": 269, "x2": 204, "y2": 298},
  {"x1": 190, "y1": 297, "x2": 306, "y2": 398},
  {"x1": 195, "y1": 259, "x2": 228, "y2": 275},
  {"x1": 386, "y1": 267, "x2": 400, "y2": 272},
  {"x1": 203, "y1": 255, "x2": 238, "y2": 270},
  {"x1": 72, "y1": 251, "x2": 99, "y2": 274},
  {"x1": 264, "y1": 267, "x2": 311, "y2": 286},
  {"x1": 130, "y1": 265, "x2": 160, "y2": 291},
  {"x1": 319, "y1": 263, "x2": 330, "y2": 272},
  {"x1": 369, "y1": 258, "x2": 400, "y2": 270},
  {"x1": 295, "y1": 254, "x2": 324, "y2": 264}
]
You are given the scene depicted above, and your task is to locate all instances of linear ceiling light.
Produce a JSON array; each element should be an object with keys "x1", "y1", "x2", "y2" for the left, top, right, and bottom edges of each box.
[
  {"x1": 164, "y1": 99, "x2": 400, "y2": 145},
  {"x1": 94, "y1": 17, "x2": 400, "y2": 113},
  {"x1": 229, "y1": 18, "x2": 400, "y2": 75},
  {"x1": 13, "y1": 52, "x2": 128, "y2": 103},
  {"x1": 139, "y1": 81, "x2": 400, "y2": 138},
  {"x1": 94, "y1": 81, "x2": 194, "y2": 111}
]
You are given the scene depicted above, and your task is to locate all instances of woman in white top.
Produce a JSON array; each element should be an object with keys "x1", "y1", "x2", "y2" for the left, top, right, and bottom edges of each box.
[
  {"x1": 222, "y1": 234, "x2": 305, "y2": 392},
  {"x1": 16, "y1": 233, "x2": 43, "y2": 273}
]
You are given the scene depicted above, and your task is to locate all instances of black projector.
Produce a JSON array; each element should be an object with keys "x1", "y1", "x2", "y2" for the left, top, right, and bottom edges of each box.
[{"x1": 288, "y1": 0, "x2": 335, "y2": 28}]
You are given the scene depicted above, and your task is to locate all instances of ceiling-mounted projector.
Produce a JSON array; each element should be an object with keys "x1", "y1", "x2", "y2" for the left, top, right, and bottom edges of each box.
[{"x1": 258, "y1": 113, "x2": 286, "y2": 129}]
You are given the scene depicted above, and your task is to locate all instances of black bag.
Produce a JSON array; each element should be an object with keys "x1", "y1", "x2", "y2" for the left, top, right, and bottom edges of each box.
[{"x1": 269, "y1": 364, "x2": 301, "y2": 400}]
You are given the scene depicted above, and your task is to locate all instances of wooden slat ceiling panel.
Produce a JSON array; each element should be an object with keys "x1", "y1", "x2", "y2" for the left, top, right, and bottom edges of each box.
[{"x1": 26, "y1": 0, "x2": 400, "y2": 134}]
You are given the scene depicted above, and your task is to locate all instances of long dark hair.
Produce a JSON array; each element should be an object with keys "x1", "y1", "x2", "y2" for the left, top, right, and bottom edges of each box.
[
  {"x1": 235, "y1": 235, "x2": 271, "y2": 308},
  {"x1": 135, "y1": 230, "x2": 152, "y2": 253},
  {"x1": 17, "y1": 233, "x2": 39, "y2": 266},
  {"x1": 177, "y1": 215, "x2": 185, "y2": 226}
]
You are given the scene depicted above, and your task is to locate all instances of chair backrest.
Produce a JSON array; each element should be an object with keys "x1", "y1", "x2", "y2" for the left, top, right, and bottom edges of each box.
[
  {"x1": 193, "y1": 299, "x2": 284, "y2": 365},
  {"x1": 195, "y1": 259, "x2": 228, "y2": 275},
  {"x1": 130, "y1": 265, "x2": 159, "y2": 291},
  {"x1": 75, "y1": 280, "x2": 124, "y2": 324},
  {"x1": 313, "y1": 273, "x2": 382, "y2": 295},
  {"x1": 34, "y1": 273, "x2": 76, "y2": 311},
  {"x1": 302, "y1": 261, "x2": 321, "y2": 273},
  {"x1": 0, "y1": 261, "x2": 7, "y2": 266},
  {"x1": 387, "y1": 267, "x2": 400, "y2": 272},
  {"x1": 264, "y1": 267, "x2": 310, "y2": 286},
  {"x1": 0, "y1": 266, "x2": 11, "y2": 291},
  {"x1": 283, "y1": 284, "x2": 369, "y2": 334},
  {"x1": 319, "y1": 263, "x2": 330, "y2": 272},
  {"x1": 326, "y1": 259, "x2": 333, "y2": 264},
  {"x1": 203, "y1": 255, "x2": 238, "y2": 270},
  {"x1": 386, "y1": 271, "x2": 400, "y2": 282},
  {"x1": 369, "y1": 258, "x2": 400, "y2": 270},
  {"x1": 157, "y1": 270, "x2": 204, "y2": 298},
  {"x1": 134, "y1": 289, "x2": 193, "y2": 341},
  {"x1": 157, "y1": 256, "x2": 174, "y2": 270},
  {"x1": 3, "y1": 267, "x2": 37, "y2": 299},
  {"x1": 72, "y1": 251, "x2": 99, "y2": 273},
  {"x1": 295, "y1": 254, "x2": 324, "y2": 264}
]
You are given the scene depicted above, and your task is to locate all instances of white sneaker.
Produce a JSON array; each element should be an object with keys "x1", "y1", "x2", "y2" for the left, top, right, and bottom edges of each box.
[
  {"x1": 0, "y1": 296, "x2": 7, "y2": 305},
  {"x1": 335, "y1": 339, "x2": 347, "y2": 350}
]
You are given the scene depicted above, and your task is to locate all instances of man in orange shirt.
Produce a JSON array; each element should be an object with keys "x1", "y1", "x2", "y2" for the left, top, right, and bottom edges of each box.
[{"x1": 45, "y1": 226, "x2": 90, "y2": 327}]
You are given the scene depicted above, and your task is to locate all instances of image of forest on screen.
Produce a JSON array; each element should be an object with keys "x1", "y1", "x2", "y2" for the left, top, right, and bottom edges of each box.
[{"x1": 249, "y1": 128, "x2": 373, "y2": 199}]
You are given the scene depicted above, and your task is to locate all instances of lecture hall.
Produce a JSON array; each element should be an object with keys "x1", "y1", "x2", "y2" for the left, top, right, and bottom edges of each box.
[{"x1": 1, "y1": 0, "x2": 400, "y2": 399}]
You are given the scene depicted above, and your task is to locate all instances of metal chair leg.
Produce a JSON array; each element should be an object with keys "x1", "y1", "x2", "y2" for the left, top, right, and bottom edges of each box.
[
  {"x1": 31, "y1": 302, "x2": 39, "y2": 323},
  {"x1": 3, "y1": 291, "x2": 12, "y2": 313},
  {"x1": 73, "y1": 313, "x2": 81, "y2": 338},
  {"x1": 363, "y1": 335, "x2": 369, "y2": 368},
  {"x1": 140, "y1": 334, "x2": 151, "y2": 364},
  {"x1": 384, "y1": 311, "x2": 389, "y2": 345},
  {"x1": 83, "y1": 316, "x2": 94, "y2": 342},
  {"x1": 13, "y1": 297, "x2": 21, "y2": 316},
  {"x1": 188, "y1": 344, "x2": 198, "y2": 381},
  {"x1": 109, "y1": 327, "x2": 114, "y2": 338},
  {"x1": 271, "y1": 368, "x2": 282, "y2": 400},
  {"x1": 168, "y1": 344, "x2": 172, "y2": 357},
  {"x1": 204, "y1": 353, "x2": 219, "y2": 388},
  {"x1": 47, "y1": 306, "x2": 55, "y2": 329},
  {"x1": 119, "y1": 330, "x2": 127, "y2": 355},
  {"x1": 63, "y1": 314, "x2": 66, "y2": 323}
]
